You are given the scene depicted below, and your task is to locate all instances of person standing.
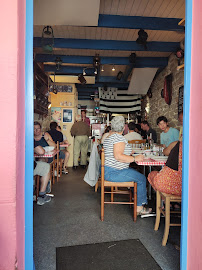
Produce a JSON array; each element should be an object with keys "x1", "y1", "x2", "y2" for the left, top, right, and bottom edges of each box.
[
  {"x1": 141, "y1": 121, "x2": 157, "y2": 143},
  {"x1": 70, "y1": 115, "x2": 91, "y2": 169},
  {"x1": 156, "y1": 116, "x2": 179, "y2": 147},
  {"x1": 81, "y1": 110, "x2": 90, "y2": 126}
]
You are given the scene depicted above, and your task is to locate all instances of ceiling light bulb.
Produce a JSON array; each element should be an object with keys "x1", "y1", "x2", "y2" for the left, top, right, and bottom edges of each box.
[
  {"x1": 94, "y1": 69, "x2": 97, "y2": 75},
  {"x1": 112, "y1": 66, "x2": 115, "y2": 71},
  {"x1": 101, "y1": 66, "x2": 104, "y2": 72},
  {"x1": 48, "y1": 103, "x2": 52, "y2": 109},
  {"x1": 83, "y1": 70, "x2": 86, "y2": 76}
]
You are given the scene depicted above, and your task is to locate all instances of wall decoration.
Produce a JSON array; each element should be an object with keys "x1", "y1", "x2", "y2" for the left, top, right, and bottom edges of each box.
[
  {"x1": 49, "y1": 84, "x2": 73, "y2": 93},
  {"x1": 63, "y1": 125, "x2": 67, "y2": 130},
  {"x1": 51, "y1": 107, "x2": 61, "y2": 123},
  {"x1": 163, "y1": 74, "x2": 172, "y2": 105},
  {"x1": 178, "y1": 85, "x2": 184, "y2": 114},
  {"x1": 63, "y1": 109, "x2": 72, "y2": 123}
]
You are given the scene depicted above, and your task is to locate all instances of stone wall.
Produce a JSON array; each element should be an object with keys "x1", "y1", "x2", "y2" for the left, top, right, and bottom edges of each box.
[
  {"x1": 34, "y1": 111, "x2": 51, "y2": 132},
  {"x1": 141, "y1": 53, "x2": 184, "y2": 143}
]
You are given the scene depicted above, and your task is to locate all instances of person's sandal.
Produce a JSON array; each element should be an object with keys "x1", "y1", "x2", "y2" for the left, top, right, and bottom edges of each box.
[{"x1": 137, "y1": 207, "x2": 152, "y2": 216}]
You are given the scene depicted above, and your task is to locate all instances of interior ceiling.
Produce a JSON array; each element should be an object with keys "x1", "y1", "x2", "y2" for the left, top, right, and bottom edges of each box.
[{"x1": 33, "y1": 0, "x2": 185, "y2": 100}]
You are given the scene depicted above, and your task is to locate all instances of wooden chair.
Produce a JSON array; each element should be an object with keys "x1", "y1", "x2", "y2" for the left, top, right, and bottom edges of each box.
[
  {"x1": 34, "y1": 175, "x2": 40, "y2": 201},
  {"x1": 101, "y1": 148, "x2": 137, "y2": 222},
  {"x1": 154, "y1": 190, "x2": 181, "y2": 246},
  {"x1": 128, "y1": 139, "x2": 146, "y2": 148}
]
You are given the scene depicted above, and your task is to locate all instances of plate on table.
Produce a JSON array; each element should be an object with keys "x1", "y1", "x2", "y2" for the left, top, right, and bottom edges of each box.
[
  {"x1": 132, "y1": 149, "x2": 144, "y2": 154},
  {"x1": 43, "y1": 146, "x2": 54, "y2": 153},
  {"x1": 152, "y1": 156, "x2": 168, "y2": 161}
]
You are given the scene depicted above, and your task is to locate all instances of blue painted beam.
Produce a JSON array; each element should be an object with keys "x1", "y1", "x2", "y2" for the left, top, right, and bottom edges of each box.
[
  {"x1": 34, "y1": 37, "x2": 180, "y2": 52},
  {"x1": 35, "y1": 54, "x2": 168, "y2": 66},
  {"x1": 76, "y1": 82, "x2": 129, "y2": 88},
  {"x1": 98, "y1": 14, "x2": 184, "y2": 32}
]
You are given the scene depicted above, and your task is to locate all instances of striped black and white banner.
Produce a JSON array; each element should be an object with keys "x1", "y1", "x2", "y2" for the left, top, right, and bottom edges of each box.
[{"x1": 99, "y1": 87, "x2": 141, "y2": 114}]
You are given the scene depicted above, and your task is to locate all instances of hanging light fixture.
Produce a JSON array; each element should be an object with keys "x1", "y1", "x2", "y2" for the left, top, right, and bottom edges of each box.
[
  {"x1": 41, "y1": 26, "x2": 54, "y2": 53},
  {"x1": 101, "y1": 65, "x2": 104, "y2": 72},
  {"x1": 83, "y1": 68, "x2": 86, "y2": 76},
  {"x1": 94, "y1": 68, "x2": 97, "y2": 75},
  {"x1": 53, "y1": 72, "x2": 58, "y2": 94},
  {"x1": 112, "y1": 65, "x2": 115, "y2": 71},
  {"x1": 93, "y1": 54, "x2": 100, "y2": 67},
  {"x1": 55, "y1": 57, "x2": 62, "y2": 71},
  {"x1": 48, "y1": 102, "x2": 52, "y2": 109}
]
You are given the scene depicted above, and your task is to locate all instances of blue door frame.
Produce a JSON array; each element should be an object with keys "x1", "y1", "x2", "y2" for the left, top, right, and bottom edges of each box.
[{"x1": 24, "y1": 0, "x2": 192, "y2": 269}]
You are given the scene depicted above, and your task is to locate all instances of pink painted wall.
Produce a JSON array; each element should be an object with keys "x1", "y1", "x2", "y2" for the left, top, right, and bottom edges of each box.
[
  {"x1": 0, "y1": 1, "x2": 25, "y2": 269},
  {"x1": 187, "y1": 0, "x2": 202, "y2": 269},
  {"x1": 16, "y1": 0, "x2": 26, "y2": 269}
]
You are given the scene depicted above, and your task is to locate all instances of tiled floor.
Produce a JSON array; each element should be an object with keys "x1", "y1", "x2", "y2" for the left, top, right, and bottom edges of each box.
[{"x1": 34, "y1": 167, "x2": 180, "y2": 270}]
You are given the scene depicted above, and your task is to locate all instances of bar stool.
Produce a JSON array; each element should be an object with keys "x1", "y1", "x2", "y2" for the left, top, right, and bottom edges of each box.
[{"x1": 154, "y1": 190, "x2": 181, "y2": 246}]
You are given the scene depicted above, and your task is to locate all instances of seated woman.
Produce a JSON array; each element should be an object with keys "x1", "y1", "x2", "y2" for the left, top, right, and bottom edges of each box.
[
  {"x1": 103, "y1": 115, "x2": 151, "y2": 215},
  {"x1": 101, "y1": 125, "x2": 111, "y2": 144},
  {"x1": 148, "y1": 141, "x2": 182, "y2": 196}
]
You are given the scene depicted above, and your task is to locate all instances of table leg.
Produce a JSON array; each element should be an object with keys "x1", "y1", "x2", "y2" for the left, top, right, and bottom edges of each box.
[
  {"x1": 148, "y1": 166, "x2": 152, "y2": 200},
  {"x1": 57, "y1": 151, "x2": 59, "y2": 182}
]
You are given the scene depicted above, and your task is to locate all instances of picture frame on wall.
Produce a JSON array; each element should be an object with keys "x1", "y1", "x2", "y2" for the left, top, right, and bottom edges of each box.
[
  {"x1": 51, "y1": 107, "x2": 61, "y2": 123},
  {"x1": 63, "y1": 109, "x2": 72, "y2": 123}
]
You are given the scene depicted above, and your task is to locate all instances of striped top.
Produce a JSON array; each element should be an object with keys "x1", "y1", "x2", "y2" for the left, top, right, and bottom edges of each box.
[{"x1": 103, "y1": 133, "x2": 132, "y2": 170}]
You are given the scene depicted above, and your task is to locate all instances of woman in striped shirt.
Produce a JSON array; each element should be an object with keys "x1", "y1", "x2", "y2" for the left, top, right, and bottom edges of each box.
[{"x1": 103, "y1": 116, "x2": 151, "y2": 215}]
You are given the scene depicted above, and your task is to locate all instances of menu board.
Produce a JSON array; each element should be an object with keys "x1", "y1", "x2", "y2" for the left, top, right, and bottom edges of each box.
[{"x1": 178, "y1": 86, "x2": 184, "y2": 114}]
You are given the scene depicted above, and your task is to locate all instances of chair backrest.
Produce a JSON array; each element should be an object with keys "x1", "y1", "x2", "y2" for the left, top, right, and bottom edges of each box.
[
  {"x1": 128, "y1": 139, "x2": 146, "y2": 148},
  {"x1": 101, "y1": 148, "x2": 105, "y2": 185}
]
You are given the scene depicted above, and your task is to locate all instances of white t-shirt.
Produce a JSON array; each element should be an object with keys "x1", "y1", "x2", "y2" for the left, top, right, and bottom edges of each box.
[
  {"x1": 103, "y1": 133, "x2": 132, "y2": 170},
  {"x1": 124, "y1": 131, "x2": 142, "y2": 141}
]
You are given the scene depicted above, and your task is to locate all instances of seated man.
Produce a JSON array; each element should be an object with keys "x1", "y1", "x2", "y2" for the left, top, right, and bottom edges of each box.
[
  {"x1": 34, "y1": 145, "x2": 51, "y2": 205},
  {"x1": 141, "y1": 120, "x2": 157, "y2": 143},
  {"x1": 47, "y1": 121, "x2": 69, "y2": 174},
  {"x1": 156, "y1": 116, "x2": 179, "y2": 147},
  {"x1": 124, "y1": 122, "x2": 143, "y2": 141},
  {"x1": 34, "y1": 121, "x2": 56, "y2": 163}
]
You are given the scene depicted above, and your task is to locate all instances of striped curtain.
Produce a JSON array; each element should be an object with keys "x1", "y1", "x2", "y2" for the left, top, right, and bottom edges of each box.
[{"x1": 99, "y1": 87, "x2": 141, "y2": 114}]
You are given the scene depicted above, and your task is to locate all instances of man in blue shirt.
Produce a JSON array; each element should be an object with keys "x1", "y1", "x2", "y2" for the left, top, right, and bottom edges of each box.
[{"x1": 157, "y1": 116, "x2": 179, "y2": 147}]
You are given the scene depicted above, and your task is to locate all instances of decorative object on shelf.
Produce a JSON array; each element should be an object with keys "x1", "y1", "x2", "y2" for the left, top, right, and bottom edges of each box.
[
  {"x1": 163, "y1": 74, "x2": 172, "y2": 105},
  {"x1": 41, "y1": 26, "x2": 54, "y2": 52}
]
